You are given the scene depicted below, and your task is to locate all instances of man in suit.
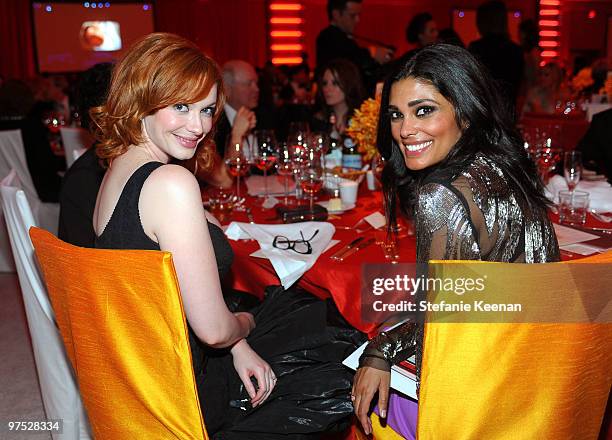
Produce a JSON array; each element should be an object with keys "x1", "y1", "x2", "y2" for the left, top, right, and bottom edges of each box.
[
  {"x1": 315, "y1": 0, "x2": 392, "y2": 92},
  {"x1": 215, "y1": 60, "x2": 259, "y2": 159},
  {"x1": 576, "y1": 108, "x2": 612, "y2": 184}
]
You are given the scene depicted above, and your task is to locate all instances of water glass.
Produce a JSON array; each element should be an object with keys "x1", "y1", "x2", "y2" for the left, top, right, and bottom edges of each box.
[{"x1": 558, "y1": 190, "x2": 589, "y2": 226}]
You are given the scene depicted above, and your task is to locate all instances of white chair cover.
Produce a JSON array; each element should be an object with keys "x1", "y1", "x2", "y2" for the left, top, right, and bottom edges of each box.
[
  {"x1": 0, "y1": 171, "x2": 91, "y2": 439},
  {"x1": 59, "y1": 127, "x2": 93, "y2": 169},
  {"x1": 0, "y1": 130, "x2": 59, "y2": 272}
]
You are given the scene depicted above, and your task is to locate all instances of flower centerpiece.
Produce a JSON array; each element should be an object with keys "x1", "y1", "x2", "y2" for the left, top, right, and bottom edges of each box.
[
  {"x1": 571, "y1": 67, "x2": 594, "y2": 96},
  {"x1": 346, "y1": 96, "x2": 381, "y2": 163}
]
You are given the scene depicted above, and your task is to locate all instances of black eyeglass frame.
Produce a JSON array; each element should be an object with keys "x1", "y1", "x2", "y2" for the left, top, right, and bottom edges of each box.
[{"x1": 272, "y1": 229, "x2": 320, "y2": 255}]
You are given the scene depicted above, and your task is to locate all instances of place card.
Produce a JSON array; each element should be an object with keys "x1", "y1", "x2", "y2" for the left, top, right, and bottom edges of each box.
[
  {"x1": 364, "y1": 211, "x2": 386, "y2": 229},
  {"x1": 553, "y1": 223, "x2": 599, "y2": 246}
]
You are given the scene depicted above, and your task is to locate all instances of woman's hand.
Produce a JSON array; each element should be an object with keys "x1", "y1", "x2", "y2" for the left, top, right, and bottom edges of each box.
[
  {"x1": 231, "y1": 339, "x2": 276, "y2": 407},
  {"x1": 352, "y1": 366, "x2": 391, "y2": 435}
]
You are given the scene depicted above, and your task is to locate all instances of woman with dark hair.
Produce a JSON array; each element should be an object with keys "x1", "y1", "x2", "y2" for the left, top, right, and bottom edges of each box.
[
  {"x1": 351, "y1": 44, "x2": 559, "y2": 437},
  {"x1": 382, "y1": 12, "x2": 438, "y2": 78},
  {"x1": 405, "y1": 12, "x2": 438, "y2": 50},
  {"x1": 311, "y1": 58, "x2": 366, "y2": 138}
]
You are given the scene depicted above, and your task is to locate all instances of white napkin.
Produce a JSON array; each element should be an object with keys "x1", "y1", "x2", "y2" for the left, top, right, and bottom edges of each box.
[
  {"x1": 546, "y1": 175, "x2": 612, "y2": 212},
  {"x1": 245, "y1": 175, "x2": 295, "y2": 196},
  {"x1": 225, "y1": 221, "x2": 335, "y2": 289}
]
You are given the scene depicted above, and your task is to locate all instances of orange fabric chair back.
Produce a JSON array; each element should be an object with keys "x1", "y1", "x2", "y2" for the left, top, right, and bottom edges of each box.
[
  {"x1": 30, "y1": 227, "x2": 208, "y2": 440},
  {"x1": 417, "y1": 252, "x2": 612, "y2": 439}
]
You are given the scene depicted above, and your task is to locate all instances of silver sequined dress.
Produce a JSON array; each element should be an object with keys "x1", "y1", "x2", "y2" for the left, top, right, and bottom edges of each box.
[{"x1": 360, "y1": 154, "x2": 560, "y2": 379}]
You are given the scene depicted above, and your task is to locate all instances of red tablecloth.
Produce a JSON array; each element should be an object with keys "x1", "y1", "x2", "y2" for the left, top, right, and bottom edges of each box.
[
  {"x1": 223, "y1": 187, "x2": 610, "y2": 335},
  {"x1": 223, "y1": 189, "x2": 412, "y2": 335}
]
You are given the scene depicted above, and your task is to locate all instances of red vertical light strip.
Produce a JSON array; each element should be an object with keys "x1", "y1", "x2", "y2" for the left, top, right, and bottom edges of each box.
[
  {"x1": 268, "y1": 2, "x2": 304, "y2": 64},
  {"x1": 538, "y1": 0, "x2": 560, "y2": 60}
]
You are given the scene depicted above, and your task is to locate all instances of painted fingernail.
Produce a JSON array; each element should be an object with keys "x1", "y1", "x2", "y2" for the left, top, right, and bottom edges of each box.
[{"x1": 381, "y1": 409, "x2": 386, "y2": 418}]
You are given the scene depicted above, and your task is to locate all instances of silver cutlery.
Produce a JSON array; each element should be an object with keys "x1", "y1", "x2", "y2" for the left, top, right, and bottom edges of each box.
[
  {"x1": 335, "y1": 238, "x2": 375, "y2": 261},
  {"x1": 330, "y1": 237, "x2": 364, "y2": 260}
]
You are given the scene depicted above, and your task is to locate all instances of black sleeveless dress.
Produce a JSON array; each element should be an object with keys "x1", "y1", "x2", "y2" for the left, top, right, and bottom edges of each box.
[{"x1": 95, "y1": 162, "x2": 365, "y2": 439}]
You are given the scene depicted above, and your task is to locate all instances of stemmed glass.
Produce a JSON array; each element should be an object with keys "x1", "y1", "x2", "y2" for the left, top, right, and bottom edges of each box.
[
  {"x1": 533, "y1": 128, "x2": 562, "y2": 185},
  {"x1": 276, "y1": 142, "x2": 294, "y2": 206},
  {"x1": 299, "y1": 150, "x2": 324, "y2": 215},
  {"x1": 287, "y1": 121, "x2": 309, "y2": 153},
  {"x1": 254, "y1": 130, "x2": 278, "y2": 204},
  {"x1": 563, "y1": 151, "x2": 582, "y2": 193},
  {"x1": 310, "y1": 131, "x2": 330, "y2": 169},
  {"x1": 224, "y1": 142, "x2": 250, "y2": 211}
]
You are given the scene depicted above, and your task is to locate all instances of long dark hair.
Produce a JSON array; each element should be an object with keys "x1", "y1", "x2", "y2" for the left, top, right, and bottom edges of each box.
[
  {"x1": 377, "y1": 43, "x2": 549, "y2": 229},
  {"x1": 316, "y1": 58, "x2": 365, "y2": 128}
]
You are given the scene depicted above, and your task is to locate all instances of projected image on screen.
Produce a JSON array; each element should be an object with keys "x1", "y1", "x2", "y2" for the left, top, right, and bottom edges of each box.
[
  {"x1": 80, "y1": 21, "x2": 122, "y2": 51},
  {"x1": 32, "y1": 2, "x2": 154, "y2": 73}
]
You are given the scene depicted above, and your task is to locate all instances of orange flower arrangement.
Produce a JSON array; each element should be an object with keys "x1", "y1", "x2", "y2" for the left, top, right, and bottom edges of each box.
[
  {"x1": 571, "y1": 67, "x2": 594, "y2": 94},
  {"x1": 346, "y1": 96, "x2": 381, "y2": 163}
]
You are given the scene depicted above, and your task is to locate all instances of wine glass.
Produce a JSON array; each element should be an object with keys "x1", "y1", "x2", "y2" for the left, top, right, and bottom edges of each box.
[
  {"x1": 224, "y1": 141, "x2": 250, "y2": 211},
  {"x1": 299, "y1": 151, "x2": 324, "y2": 215},
  {"x1": 254, "y1": 130, "x2": 278, "y2": 204},
  {"x1": 287, "y1": 121, "x2": 309, "y2": 152},
  {"x1": 276, "y1": 142, "x2": 294, "y2": 206},
  {"x1": 563, "y1": 151, "x2": 582, "y2": 193},
  {"x1": 288, "y1": 138, "x2": 308, "y2": 202},
  {"x1": 533, "y1": 127, "x2": 562, "y2": 185},
  {"x1": 310, "y1": 131, "x2": 330, "y2": 168}
]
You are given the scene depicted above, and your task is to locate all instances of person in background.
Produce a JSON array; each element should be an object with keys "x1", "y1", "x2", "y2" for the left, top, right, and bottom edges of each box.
[
  {"x1": 438, "y1": 27, "x2": 464, "y2": 48},
  {"x1": 58, "y1": 62, "x2": 112, "y2": 247},
  {"x1": 576, "y1": 108, "x2": 612, "y2": 184},
  {"x1": 468, "y1": 0, "x2": 524, "y2": 113},
  {"x1": 522, "y1": 62, "x2": 570, "y2": 114},
  {"x1": 404, "y1": 13, "x2": 439, "y2": 57},
  {"x1": 311, "y1": 58, "x2": 365, "y2": 139},
  {"x1": 382, "y1": 12, "x2": 438, "y2": 78},
  {"x1": 18, "y1": 77, "x2": 67, "y2": 202},
  {"x1": 351, "y1": 43, "x2": 559, "y2": 438},
  {"x1": 215, "y1": 59, "x2": 274, "y2": 160},
  {"x1": 519, "y1": 19, "x2": 541, "y2": 97},
  {"x1": 316, "y1": 0, "x2": 392, "y2": 93}
]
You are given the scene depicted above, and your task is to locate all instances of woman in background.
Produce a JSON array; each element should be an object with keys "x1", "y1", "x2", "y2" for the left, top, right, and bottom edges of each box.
[{"x1": 311, "y1": 58, "x2": 365, "y2": 138}]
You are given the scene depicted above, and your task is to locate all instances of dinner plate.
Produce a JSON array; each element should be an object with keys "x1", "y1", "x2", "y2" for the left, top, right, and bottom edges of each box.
[{"x1": 319, "y1": 200, "x2": 356, "y2": 214}]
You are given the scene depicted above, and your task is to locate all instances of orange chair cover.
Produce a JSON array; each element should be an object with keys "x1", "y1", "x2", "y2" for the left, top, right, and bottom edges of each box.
[
  {"x1": 417, "y1": 252, "x2": 612, "y2": 439},
  {"x1": 30, "y1": 227, "x2": 208, "y2": 440}
]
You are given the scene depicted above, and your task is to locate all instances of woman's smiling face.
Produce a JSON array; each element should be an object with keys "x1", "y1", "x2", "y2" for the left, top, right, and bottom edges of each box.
[{"x1": 389, "y1": 77, "x2": 462, "y2": 171}]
